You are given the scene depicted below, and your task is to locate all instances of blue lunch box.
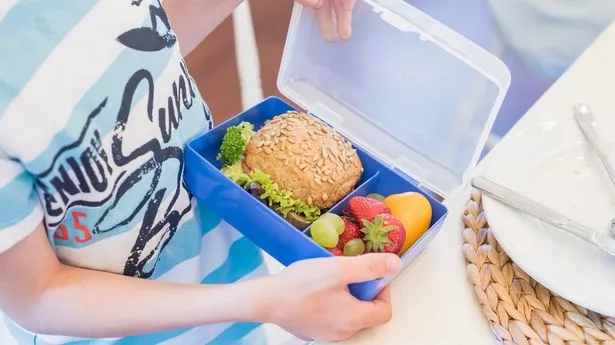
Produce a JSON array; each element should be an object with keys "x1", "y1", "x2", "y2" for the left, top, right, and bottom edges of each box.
[{"x1": 184, "y1": 0, "x2": 511, "y2": 301}]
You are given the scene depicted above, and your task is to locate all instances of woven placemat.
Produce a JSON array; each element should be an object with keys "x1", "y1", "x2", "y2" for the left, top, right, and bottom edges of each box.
[{"x1": 463, "y1": 190, "x2": 615, "y2": 345}]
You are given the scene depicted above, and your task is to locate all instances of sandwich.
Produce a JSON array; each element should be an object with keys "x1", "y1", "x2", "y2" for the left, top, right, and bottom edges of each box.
[{"x1": 217, "y1": 111, "x2": 363, "y2": 229}]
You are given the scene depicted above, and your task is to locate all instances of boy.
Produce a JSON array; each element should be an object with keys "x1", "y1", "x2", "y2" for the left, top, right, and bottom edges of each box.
[{"x1": 0, "y1": 1, "x2": 399, "y2": 344}]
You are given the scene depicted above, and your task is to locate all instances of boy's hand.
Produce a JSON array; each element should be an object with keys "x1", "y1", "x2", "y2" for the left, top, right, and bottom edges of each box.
[
  {"x1": 297, "y1": 0, "x2": 357, "y2": 41},
  {"x1": 263, "y1": 253, "x2": 401, "y2": 342}
]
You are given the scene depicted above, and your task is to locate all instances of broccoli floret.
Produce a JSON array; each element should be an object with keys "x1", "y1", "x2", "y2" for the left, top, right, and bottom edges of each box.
[{"x1": 217, "y1": 122, "x2": 254, "y2": 166}]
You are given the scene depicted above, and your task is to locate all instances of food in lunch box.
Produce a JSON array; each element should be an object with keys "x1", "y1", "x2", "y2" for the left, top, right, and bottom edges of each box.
[
  {"x1": 328, "y1": 247, "x2": 344, "y2": 256},
  {"x1": 218, "y1": 111, "x2": 364, "y2": 229},
  {"x1": 311, "y1": 217, "x2": 340, "y2": 248},
  {"x1": 347, "y1": 196, "x2": 391, "y2": 222},
  {"x1": 384, "y1": 192, "x2": 432, "y2": 255},
  {"x1": 361, "y1": 214, "x2": 406, "y2": 254},
  {"x1": 244, "y1": 111, "x2": 363, "y2": 209},
  {"x1": 366, "y1": 193, "x2": 386, "y2": 201},
  {"x1": 318, "y1": 213, "x2": 345, "y2": 235},
  {"x1": 343, "y1": 238, "x2": 366, "y2": 256},
  {"x1": 337, "y1": 216, "x2": 363, "y2": 250},
  {"x1": 311, "y1": 193, "x2": 433, "y2": 257},
  {"x1": 217, "y1": 122, "x2": 255, "y2": 166}
]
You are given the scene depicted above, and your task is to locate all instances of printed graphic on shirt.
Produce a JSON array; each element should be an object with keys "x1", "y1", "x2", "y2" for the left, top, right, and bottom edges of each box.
[
  {"x1": 119, "y1": 0, "x2": 177, "y2": 52},
  {"x1": 34, "y1": 0, "x2": 212, "y2": 278},
  {"x1": 0, "y1": 1, "x2": 267, "y2": 344}
]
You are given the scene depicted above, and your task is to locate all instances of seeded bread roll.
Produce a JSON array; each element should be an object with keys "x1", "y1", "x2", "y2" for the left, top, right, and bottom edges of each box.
[{"x1": 244, "y1": 111, "x2": 363, "y2": 209}]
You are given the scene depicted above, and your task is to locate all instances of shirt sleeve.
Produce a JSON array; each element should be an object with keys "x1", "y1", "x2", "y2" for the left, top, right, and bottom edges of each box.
[{"x1": 0, "y1": 154, "x2": 44, "y2": 254}]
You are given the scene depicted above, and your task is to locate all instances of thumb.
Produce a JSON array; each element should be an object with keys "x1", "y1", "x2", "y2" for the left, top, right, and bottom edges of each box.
[{"x1": 337, "y1": 253, "x2": 401, "y2": 284}]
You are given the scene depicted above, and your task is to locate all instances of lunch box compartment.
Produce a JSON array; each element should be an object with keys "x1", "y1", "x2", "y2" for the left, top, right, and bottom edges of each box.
[{"x1": 304, "y1": 165, "x2": 448, "y2": 300}]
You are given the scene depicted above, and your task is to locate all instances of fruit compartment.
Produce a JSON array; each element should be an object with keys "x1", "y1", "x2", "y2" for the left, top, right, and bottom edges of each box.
[
  {"x1": 184, "y1": 96, "x2": 448, "y2": 301},
  {"x1": 303, "y1": 162, "x2": 448, "y2": 300}
]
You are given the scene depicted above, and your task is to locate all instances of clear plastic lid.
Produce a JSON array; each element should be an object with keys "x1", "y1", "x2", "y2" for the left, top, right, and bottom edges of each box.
[{"x1": 278, "y1": 0, "x2": 511, "y2": 198}]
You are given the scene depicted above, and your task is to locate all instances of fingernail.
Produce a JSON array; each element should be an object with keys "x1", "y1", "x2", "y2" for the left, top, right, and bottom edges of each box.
[
  {"x1": 386, "y1": 255, "x2": 401, "y2": 273},
  {"x1": 340, "y1": 26, "x2": 351, "y2": 40}
]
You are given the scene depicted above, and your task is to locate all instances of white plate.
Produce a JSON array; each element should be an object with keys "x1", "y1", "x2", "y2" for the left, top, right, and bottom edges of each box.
[{"x1": 481, "y1": 112, "x2": 615, "y2": 317}]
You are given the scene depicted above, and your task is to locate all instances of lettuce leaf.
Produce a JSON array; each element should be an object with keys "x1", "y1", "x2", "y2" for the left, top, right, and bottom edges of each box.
[{"x1": 221, "y1": 164, "x2": 321, "y2": 222}]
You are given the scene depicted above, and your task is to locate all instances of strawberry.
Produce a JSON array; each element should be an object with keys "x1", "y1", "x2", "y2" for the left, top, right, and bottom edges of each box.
[
  {"x1": 337, "y1": 216, "x2": 363, "y2": 250},
  {"x1": 328, "y1": 247, "x2": 344, "y2": 256},
  {"x1": 361, "y1": 214, "x2": 406, "y2": 255},
  {"x1": 347, "y1": 196, "x2": 391, "y2": 222}
]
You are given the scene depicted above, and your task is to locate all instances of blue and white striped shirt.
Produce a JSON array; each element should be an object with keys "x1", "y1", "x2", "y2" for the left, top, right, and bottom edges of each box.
[{"x1": 0, "y1": 1, "x2": 267, "y2": 344}]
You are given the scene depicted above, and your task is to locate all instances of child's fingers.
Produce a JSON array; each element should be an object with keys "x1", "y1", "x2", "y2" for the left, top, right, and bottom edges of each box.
[
  {"x1": 315, "y1": 0, "x2": 338, "y2": 42},
  {"x1": 333, "y1": 0, "x2": 356, "y2": 40},
  {"x1": 337, "y1": 253, "x2": 401, "y2": 284},
  {"x1": 374, "y1": 285, "x2": 392, "y2": 304},
  {"x1": 361, "y1": 285, "x2": 393, "y2": 328},
  {"x1": 299, "y1": 0, "x2": 356, "y2": 41}
]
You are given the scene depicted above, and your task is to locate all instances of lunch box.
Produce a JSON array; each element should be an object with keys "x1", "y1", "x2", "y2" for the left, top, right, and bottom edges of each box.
[{"x1": 184, "y1": 0, "x2": 511, "y2": 301}]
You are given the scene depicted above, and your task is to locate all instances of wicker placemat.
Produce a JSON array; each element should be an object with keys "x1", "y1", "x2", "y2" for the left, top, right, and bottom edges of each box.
[{"x1": 463, "y1": 191, "x2": 615, "y2": 345}]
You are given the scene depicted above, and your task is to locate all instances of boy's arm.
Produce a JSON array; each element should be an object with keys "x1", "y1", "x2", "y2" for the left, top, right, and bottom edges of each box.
[
  {"x1": 0, "y1": 223, "x2": 398, "y2": 342},
  {"x1": 0, "y1": 223, "x2": 266, "y2": 337}
]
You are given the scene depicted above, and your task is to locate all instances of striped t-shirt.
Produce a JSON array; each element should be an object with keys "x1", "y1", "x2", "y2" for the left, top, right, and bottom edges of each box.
[{"x1": 0, "y1": 1, "x2": 267, "y2": 344}]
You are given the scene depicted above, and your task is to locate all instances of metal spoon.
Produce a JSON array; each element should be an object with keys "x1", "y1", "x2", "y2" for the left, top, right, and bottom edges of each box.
[
  {"x1": 472, "y1": 176, "x2": 615, "y2": 256},
  {"x1": 573, "y1": 103, "x2": 615, "y2": 235}
]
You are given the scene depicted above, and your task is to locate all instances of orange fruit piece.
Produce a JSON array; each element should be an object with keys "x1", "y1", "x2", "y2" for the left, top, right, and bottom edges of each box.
[{"x1": 383, "y1": 192, "x2": 432, "y2": 256}]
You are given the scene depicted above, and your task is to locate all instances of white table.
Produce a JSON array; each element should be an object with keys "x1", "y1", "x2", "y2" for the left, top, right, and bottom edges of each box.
[{"x1": 312, "y1": 18, "x2": 615, "y2": 345}]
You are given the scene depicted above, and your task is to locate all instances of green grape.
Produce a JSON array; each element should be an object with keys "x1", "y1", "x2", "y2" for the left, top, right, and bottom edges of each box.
[
  {"x1": 311, "y1": 220, "x2": 339, "y2": 248},
  {"x1": 318, "y1": 213, "x2": 344, "y2": 235},
  {"x1": 367, "y1": 193, "x2": 386, "y2": 201},
  {"x1": 343, "y1": 238, "x2": 366, "y2": 256}
]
